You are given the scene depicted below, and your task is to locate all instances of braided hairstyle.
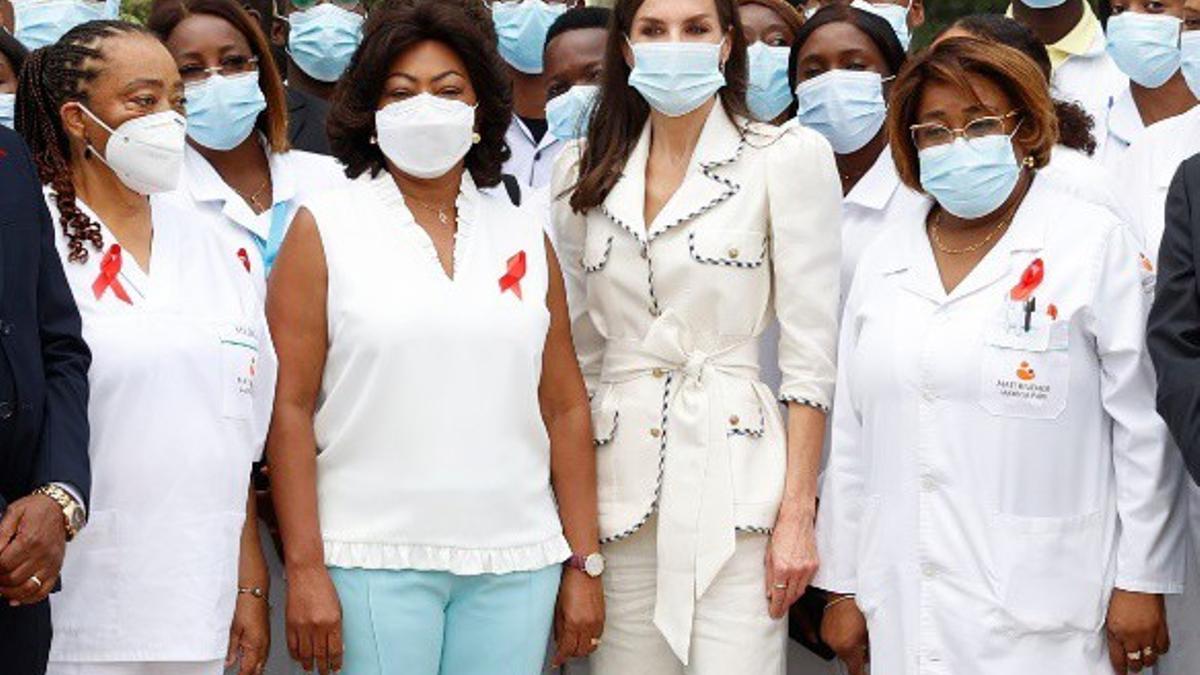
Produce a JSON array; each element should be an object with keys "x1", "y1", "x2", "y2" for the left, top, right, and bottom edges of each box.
[{"x1": 15, "y1": 20, "x2": 152, "y2": 264}]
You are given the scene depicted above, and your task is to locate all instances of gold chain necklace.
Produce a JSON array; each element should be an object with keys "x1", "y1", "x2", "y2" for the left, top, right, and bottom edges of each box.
[
  {"x1": 234, "y1": 176, "x2": 272, "y2": 214},
  {"x1": 403, "y1": 195, "x2": 456, "y2": 225},
  {"x1": 929, "y1": 208, "x2": 1012, "y2": 255}
]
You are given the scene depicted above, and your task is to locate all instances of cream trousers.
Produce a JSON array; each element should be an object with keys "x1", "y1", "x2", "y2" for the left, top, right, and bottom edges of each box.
[{"x1": 589, "y1": 515, "x2": 786, "y2": 675}]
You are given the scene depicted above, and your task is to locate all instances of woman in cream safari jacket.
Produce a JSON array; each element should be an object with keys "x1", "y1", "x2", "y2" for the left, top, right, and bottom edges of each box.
[{"x1": 550, "y1": 2, "x2": 841, "y2": 669}]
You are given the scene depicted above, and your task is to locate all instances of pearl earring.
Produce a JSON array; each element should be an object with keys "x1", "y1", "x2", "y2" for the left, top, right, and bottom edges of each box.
[{"x1": 472, "y1": 132, "x2": 482, "y2": 145}]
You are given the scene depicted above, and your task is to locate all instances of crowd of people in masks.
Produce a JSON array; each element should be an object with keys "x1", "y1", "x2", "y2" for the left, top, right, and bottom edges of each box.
[{"x1": 4, "y1": 1, "x2": 1200, "y2": 675}]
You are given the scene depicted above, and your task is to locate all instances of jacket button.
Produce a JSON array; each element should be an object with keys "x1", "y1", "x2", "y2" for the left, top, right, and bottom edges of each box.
[
  {"x1": 728, "y1": 248, "x2": 740, "y2": 259},
  {"x1": 0, "y1": 402, "x2": 13, "y2": 420},
  {"x1": 649, "y1": 428, "x2": 662, "y2": 438},
  {"x1": 0, "y1": 321, "x2": 10, "y2": 336},
  {"x1": 652, "y1": 368, "x2": 666, "y2": 378},
  {"x1": 729, "y1": 415, "x2": 740, "y2": 426}
]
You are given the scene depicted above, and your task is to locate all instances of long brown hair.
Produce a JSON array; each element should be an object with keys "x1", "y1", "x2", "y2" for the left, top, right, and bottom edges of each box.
[
  {"x1": 147, "y1": 0, "x2": 290, "y2": 154},
  {"x1": 569, "y1": 0, "x2": 750, "y2": 213}
]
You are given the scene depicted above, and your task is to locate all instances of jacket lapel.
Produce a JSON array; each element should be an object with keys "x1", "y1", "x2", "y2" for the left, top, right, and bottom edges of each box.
[
  {"x1": 600, "y1": 124, "x2": 650, "y2": 245},
  {"x1": 645, "y1": 105, "x2": 744, "y2": 242}
]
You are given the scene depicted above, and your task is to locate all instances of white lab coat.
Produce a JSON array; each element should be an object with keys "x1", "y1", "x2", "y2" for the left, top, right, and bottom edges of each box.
[
  {"x1": 505, "y1": 116, "x2": 564, "y2": 189},
  {"x1": 44, "y1": 194, "x2": 276, "y2": 663},
  {"x1": 1110, "y1": 109, "x2": 1200, "y2": 675},
  {"x1": 1051, "y1": 29, "x2": 1126, "y2": 160},
  {"x1": 174, "y1": 140, "x2": 347, "y2": 293},
  {"x1": 814, "y1": 167, "x2": 1185, "y2": 673}
]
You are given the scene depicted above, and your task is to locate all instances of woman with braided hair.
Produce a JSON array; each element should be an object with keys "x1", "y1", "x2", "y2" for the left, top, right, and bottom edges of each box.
[{"x1": 15, "y1": 19, "x2": 275, "y2": 675}]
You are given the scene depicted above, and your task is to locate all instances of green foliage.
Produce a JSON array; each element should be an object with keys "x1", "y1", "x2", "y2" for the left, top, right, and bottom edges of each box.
[{"x1": 117, "y1": 0, "x2": 152, "y2": 24}]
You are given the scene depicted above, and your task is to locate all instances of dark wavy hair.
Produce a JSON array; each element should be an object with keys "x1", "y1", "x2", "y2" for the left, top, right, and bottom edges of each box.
[
  {"x1": 147, "y1": 0, "x2": 290, "y2": 153},
  {"x1": 15, "y1": 20, "x2": 153, "y2": 264},
  {"x1": 326, "y1": 0, "x2": 511, "y2": 186},
  {"x1": 568, "y1": 0, "x2": 750, "y2": 212},
  {"x1": 788, "y1": 4, "x2": 906, "y2": 90},
  {"x1": 942, "y1": 14, "x2": 1096, "y2": 156}
]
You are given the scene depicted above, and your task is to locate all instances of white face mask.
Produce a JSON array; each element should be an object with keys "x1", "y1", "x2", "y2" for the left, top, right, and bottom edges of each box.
[
  {"x1": 375, "y1": 94, "x2": 477, "y2": 179},
  {"x1": 79, "y1": 106, "x2": 187, "y2": 195}
]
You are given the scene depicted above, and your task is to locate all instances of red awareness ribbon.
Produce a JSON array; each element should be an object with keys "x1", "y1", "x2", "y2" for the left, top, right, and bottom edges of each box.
[
  {"x1": 499, "y1": 250, "x2": 527, "y2": 300},
  {"x1": 92, "y1": 244, "x2": 132, "y2": 305},
  {"x1": 1009, "y1": 257, "x2": 1044, "y2": 302},
  {"x1": 237, "y1": 248, "x2": 251, "y2": 273}
]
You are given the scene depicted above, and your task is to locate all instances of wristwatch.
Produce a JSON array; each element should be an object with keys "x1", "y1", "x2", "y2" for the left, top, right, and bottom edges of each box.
[
  {"x1": 34, "y1": 484, "x2": 86, "y2": 542},
  {"x1": 565, "y1": 552, "x2": 606, "y2": 578}
]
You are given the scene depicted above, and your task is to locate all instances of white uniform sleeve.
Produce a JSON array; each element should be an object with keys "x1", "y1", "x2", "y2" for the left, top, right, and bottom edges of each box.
[
  {"x1": 812, "y1": 265, "x2": 869, "y2": 594},
  {"x1": 550, "y1": 141, "x2": 605, "y2": 395},
  {"x1": 768, "y1": 125, "x2": 842, "y2": 410},
  {"x1": 1087, "y1": 225, "x2": 1186, "y2": 594}
]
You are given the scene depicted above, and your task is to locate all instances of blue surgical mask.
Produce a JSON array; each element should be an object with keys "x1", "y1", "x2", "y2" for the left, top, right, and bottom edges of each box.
[
  {"x1": 1017, "y1": 0, "x2": 1067, "y2": 7},
  {"x1": 287, "y1": 4, "x2": 364, "y2": 83},
  {"x1": 0, "y1": 94, "x2": 14, "y2": 130},
  {"x1": 1106, "y1": 12, "x2": 1182, "y2": 88},
  {"x1": 546, "y1": 84, "x2": 599, "y2": 140},
  {"x1": 13, "y1": 0, "x2": 111, "y2": 50},
  {"x1": 746, "y1": 41, "x2": 793, "y2": 122},
  {"x1": 627, "y1": 38, "x2": 727, "y2": 118},
  {"x1": 1181, "y1": 30, "x2": 1200, "y2": 97},
  {"x1": 795, "y1": 70, "x2": 888, "y2": 154},
  {"x1": 850, "y1": 0, "x2": 911, "y2": 51},
  {"x1": 492, "y1": 0, "x2": 568, "y2": 75},
  {"x1": 185, "y1": 72, "x2": 268, "y2": 151},
  {"x1": 919, "y1": 132, "x2": 1022, "y2": 220}
]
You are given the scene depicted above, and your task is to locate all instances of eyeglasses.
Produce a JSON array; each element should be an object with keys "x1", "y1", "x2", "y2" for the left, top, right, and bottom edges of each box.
[
  {"x1": 289, "y1": 0, "x2": 360, "y2": 10},
  {"x1": 909, "y1": 111, "x2": 1021, "y2": 150},
  {"x1": 179, "y1": 55, "x2": 259, "y2": 85}
]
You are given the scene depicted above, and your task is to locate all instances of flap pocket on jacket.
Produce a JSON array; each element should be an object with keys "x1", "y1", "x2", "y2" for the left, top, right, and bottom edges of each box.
[
  {"x1": 591, "y1": 386, "x2": 620, "y2": 446},
  {"x1": 723, "y1": 379, "x2": 766, "y2": 437},
  {"x1": 582, "y1": 233, "x2": 613, "y2": 273},
  {"x1": 689, "y1": 229, "x2": 766, "y2": 268}
]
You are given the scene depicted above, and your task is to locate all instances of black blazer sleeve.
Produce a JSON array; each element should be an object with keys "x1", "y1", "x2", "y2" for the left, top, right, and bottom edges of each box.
[
  {"x1": 4, "y1": 132, "x2": 92, "y2": 508},
  {"x1": 1149, "y1": 154, "x2": 1200, "y2": 485}
]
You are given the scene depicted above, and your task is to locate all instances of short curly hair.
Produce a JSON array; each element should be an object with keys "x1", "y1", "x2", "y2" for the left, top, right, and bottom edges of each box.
[{"x1": 327, "y1": 0, "x2": 512, "y2": 186}]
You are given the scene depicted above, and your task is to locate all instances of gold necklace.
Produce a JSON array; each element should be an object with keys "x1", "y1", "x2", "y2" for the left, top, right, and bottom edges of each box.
[
  {"x1": 929, "y1": 209, "x2": 1012, "y2": 255},
  {"x1": 234, "y1": 176, "x2": 272, "y2": 213},
  {"x1": 404, "y1": 194, "x2": 456, "y2": 225}
]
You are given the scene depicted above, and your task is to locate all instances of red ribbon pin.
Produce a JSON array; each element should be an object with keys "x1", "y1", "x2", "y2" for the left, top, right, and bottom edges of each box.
[
  {"x1": 1010, "y1": 258, "x2": 1044, "y2": 302},
  {"x1": 499, "y1": 250, "x2": 527, "y2": 300},
  {"x1": 92, "y1": 244, "x2": 132, "y2": 305},
  {"x1": 237, "y1": 248, "x2": 251, "y2": 273}
]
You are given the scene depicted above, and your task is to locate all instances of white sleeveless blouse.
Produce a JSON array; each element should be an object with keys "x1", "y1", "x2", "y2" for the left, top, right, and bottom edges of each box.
[{"x1": 307, "y1": 171, "x2": 570, "y2": 574}]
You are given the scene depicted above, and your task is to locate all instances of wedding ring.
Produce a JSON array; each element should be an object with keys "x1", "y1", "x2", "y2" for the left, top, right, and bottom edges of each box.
[
  {"x1": 28, "y1": 575, "x2": 41, "y2": 589},
  {"x1": 1127, "y1": 651, "x2": 1143, "y2": 661},
  {"x1": 773, "y1": 583, "x2": 788, "y2": 590},
  {"x1": 1143, "y1": 647, "x2": 1156, "y2": 658}
]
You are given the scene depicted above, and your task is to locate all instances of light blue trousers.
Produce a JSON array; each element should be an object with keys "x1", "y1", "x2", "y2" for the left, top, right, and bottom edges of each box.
[{"x1": 328, "y1": 565, "x2": 561, "y2": 675}]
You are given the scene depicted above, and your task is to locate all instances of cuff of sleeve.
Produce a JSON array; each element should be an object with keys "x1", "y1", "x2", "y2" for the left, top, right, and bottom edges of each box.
[
  {"x1": 779, "y1": 394, "x2": 831, "y2": 413},
  {"x1": 811, "y1": 574, "x2": 856, "y2": 596},
  {"x1": 50, "y1": 482, "x2": 87, "y2": 518},
  {"x1": 1114, "y1": 578, "x2": 1186, "y2": 596}
]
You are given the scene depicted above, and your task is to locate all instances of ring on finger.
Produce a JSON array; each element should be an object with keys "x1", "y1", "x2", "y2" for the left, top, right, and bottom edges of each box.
[
  {"x1": 29, "y1": 575, "x2": 42, "y2": 589},
  {"x1": 590, "y1": 638, "x2": 602, "y2": 647},
  {"x1": 1127, "y1": 651, "x2": 1143, "y2": 661},
  {"x1": 772, "y1": 583, "x2": 788, "y2": 590},
  {"x1": 1143, "y1": 647, "x2": 1156, "y2": 658}
]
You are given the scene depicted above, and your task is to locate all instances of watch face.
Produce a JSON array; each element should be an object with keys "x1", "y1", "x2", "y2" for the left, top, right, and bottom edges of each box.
[
  {"x1": 585, "y1": 553, "x2": 605, "y2": 577},
  {"x1": 67, "y1": 505, "x2": 85, "y2": 531}
]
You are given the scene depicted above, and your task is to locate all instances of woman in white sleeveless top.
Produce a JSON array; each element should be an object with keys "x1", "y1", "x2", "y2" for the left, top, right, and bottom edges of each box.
[{"x1": 265, "y1": 4, "x2": 603, "y2": 675}]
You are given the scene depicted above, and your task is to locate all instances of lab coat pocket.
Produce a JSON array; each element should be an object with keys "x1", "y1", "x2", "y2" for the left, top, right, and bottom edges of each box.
[
  {"x1": 994, "y1": 510, "x2": 1107, "y2": 635},
  {"x1": 219, "y1": 324, "x2": 260, "y2": 421},
  {"x1": 582, "y1": 233, "x2": 613, "y2": 273},
  {"x1": 688, "y1": 229, "x2": 767, "y2": 268},
  {"x1": 725, "y1": 380, "x2": 782, "y2": 509},
  {"x1": 591, "y1": 384, "x2": 621, "y2": 505},
  {"x1": 52, "y1": 510, "x2": 121, "y2": 638},
  {"x1": 979, "y1": 323, "x2": 1069, "y2": 420}
]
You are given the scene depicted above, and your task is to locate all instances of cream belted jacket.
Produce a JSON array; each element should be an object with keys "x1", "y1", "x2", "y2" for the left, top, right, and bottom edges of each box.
[{"x1": 552, "y1": 104, "x2": 842, "y2": 662}]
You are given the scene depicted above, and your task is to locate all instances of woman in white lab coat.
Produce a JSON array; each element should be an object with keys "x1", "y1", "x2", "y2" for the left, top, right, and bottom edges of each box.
[
  {"x1": 15, "y1": 21, "x2": 275, "y2": 675},
  {"x1": 147, "y1": 0, "x2": 345, "y2": 286},
  {"x1": 1100, "y1": 0, "x2": 1197, "y2": 169},
  {"x1": 815, "y1": 37, "x2": 1184, "y2": 675}
]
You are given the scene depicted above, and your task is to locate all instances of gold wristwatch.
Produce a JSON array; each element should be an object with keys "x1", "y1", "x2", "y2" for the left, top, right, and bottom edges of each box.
[{"x1": 34, "y1": 484, "x2": 86, "y2": 542}]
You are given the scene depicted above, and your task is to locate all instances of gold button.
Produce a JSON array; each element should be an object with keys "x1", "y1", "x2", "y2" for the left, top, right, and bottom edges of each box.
[
  {"x1": 728, "y1": 248, "x2": 740, "y2": 259},
  {"x1": 649, "y1": 428, "x2": 662, "y2": 438},
  {"x1": 729, "y1": 415, "x2": 740, "y2": 426},
  {"x1": 652, "y1": 368, "x2": 666, "y2": 378}
]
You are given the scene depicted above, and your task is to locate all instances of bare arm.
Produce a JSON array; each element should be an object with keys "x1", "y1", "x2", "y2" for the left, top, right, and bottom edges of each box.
[
  {"x1": 540, "y1": 237, "x2": 604, "y2": 667},
  {"x1": 264, "y1": 208, "x2": 342, "y2": 675},
  {"x1": 227, "y1": 485, "x2": 270, "y2": 675}
]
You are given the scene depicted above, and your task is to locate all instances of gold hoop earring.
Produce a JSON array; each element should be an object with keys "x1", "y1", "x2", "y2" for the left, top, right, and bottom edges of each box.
[
  {"x1": 472, "y1": 132, "x2": 482, "y2": 145},
  {"x1": 1021, "y1": 156, "x2": 1035, "y2": 169}
]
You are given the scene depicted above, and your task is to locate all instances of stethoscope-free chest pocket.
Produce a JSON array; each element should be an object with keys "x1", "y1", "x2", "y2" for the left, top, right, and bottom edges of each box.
[
  {"x1": 978, "y1": 318, "x2": 1070, "y2": 420},
  {"x1": 218, "y1": 323, "x2": 260, "y2": 421}
]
